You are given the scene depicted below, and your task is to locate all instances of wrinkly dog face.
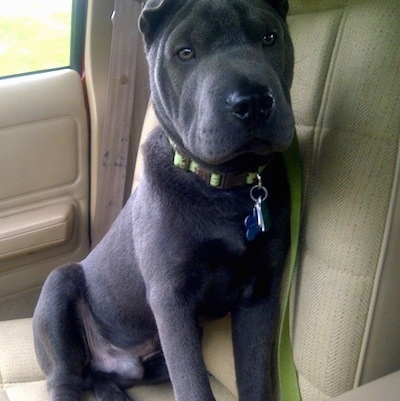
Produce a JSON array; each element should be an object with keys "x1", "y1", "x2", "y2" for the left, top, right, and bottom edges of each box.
[{"x1": 140, "y1": 0, "x2": 295, "y2": 173}]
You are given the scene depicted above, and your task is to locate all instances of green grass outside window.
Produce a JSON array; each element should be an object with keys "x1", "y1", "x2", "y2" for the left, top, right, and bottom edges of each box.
[{"x1": 0, "y1": 0, "x2": 71, "y2": 77}]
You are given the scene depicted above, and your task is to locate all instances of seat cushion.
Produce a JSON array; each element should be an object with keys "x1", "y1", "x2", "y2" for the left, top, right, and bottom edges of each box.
[
  {"x1": 0, "y1": 319, "x2": 236, "y2": 401},
  {"x1": 288, "y1": 0, "x2": 400, "y2": 399}
]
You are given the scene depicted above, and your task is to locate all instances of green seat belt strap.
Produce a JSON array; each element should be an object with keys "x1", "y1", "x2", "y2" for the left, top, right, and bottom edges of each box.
[{"x1": 279, "y1": 133, "x2": 302, "y2": 401}]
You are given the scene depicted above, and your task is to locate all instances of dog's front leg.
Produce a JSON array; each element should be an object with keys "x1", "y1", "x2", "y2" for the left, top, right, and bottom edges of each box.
[
  {"x1": 148, "y1": 287, "x2": 216, "y2": 401},
  {"x1": 231, "y1": 295, "x2": 280, "y2": 401}
]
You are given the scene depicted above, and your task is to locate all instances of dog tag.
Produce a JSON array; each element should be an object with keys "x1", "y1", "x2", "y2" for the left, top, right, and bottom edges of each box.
[
  {"x1": 256, "y1": 196, "x2": 271, "y2": 232},
  {"x1": 244, "y1": 178, "x2": 271, "y2": 241}
]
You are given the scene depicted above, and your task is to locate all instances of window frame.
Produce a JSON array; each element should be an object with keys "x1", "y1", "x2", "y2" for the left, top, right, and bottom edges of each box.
[{"x1": 70, "y1": 0, "x2": 88, "y2": 74}]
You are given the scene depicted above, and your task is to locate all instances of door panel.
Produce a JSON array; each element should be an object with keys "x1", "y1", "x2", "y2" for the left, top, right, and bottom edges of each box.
[
  {"x1": 0, "y1": 69, "x2": 90, "y2": 314},
  {"x1": 0, "y1": 117, "x2": 78, "y2": 199}
]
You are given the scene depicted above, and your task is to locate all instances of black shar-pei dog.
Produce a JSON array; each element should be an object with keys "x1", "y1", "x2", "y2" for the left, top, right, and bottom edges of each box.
[{"x1": 33, "y1": 0, "x2": 295, "y2": 400}]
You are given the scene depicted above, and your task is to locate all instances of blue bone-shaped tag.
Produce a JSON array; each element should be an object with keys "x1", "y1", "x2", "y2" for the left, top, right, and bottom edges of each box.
[
  {"x1": 244, "y1": 210, "x2": 261, "y2": 241},
  {"x1": 244, "y1": 197, "x2": 271, "y2": 241}
]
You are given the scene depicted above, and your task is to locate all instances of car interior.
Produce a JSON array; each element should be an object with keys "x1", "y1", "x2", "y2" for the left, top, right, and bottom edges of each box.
[{"x1": 0, "y1": 0, "x2": 399, "y2": 400}]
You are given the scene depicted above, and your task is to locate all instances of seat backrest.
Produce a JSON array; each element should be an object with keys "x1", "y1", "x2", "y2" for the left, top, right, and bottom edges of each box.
[
  {"x1": 288, "y1": 0, "x2": 400, "y2": 398},
  {"x1": 135, "y1": 1, "x2": 400, "y2": 399}
]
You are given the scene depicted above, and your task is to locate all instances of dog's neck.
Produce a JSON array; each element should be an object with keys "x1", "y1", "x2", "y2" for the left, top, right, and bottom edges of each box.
[{"x1": 168, "y1": 138, "x2": 267, "y2": 190}]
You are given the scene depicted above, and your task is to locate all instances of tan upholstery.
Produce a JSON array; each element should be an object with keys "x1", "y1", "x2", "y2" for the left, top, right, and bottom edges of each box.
[
  {"x1": 330, "y1": 371, "x2": 400, "y2": 401},
  {"x1": 1, "y1": 0, "x2": 399, "y2": 400},
  {"x1": 287, "y1": 0, "x2": 400, "y2": 399},
  {"x1": 0, "y1": 319, "x2": 235, "y2": 401}
]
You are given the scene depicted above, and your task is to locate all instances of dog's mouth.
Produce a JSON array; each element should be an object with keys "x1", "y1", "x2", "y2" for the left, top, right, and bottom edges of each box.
[
  {"x1": 197, "y1": 137, "x2": 273, "y2": 169},
  {"x1": 191, "y1": 149, "x2": 274, "y2": 178},
  {"x1": 235, "y1": 137, "x2": 273, "y2": 157},
  {"x1": 169, "y1": 125, "x2": 293, "y2": 183}
]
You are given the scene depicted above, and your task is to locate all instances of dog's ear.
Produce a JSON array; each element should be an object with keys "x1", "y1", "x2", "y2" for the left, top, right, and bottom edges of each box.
[
  {"x1": 267, "y1": 0, "x2": 289, "y2": 21},
  {"x1": 139, "y1": 0, "x2": 178, "y2": 47}
]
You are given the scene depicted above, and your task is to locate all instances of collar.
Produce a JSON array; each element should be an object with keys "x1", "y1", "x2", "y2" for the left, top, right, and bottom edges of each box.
[{"x1": 168, "y1": 138, "x2": 267, "y2": 189}]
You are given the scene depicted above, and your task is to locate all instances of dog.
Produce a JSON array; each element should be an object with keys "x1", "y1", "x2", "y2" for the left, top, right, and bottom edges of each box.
[{"x1": 33, "y1": 0, "x2": 295, "y2": 400}]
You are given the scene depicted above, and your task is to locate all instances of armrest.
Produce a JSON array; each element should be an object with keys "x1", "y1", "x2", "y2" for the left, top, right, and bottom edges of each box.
[
  {"x1": 331, "y1": 371, "x2": 400, "y2": 401},
  {"x1": 0, "y1": 203, "x2": 74, "y2": 262}
]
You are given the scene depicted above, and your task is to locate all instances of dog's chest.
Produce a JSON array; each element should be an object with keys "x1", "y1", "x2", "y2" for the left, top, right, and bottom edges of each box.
[
  {"x1": 138, "y1": 143, "x2": 284, "y2": 318},
  {"x1": 180, "y1": 231, "x2": 270, "y2": 320}
]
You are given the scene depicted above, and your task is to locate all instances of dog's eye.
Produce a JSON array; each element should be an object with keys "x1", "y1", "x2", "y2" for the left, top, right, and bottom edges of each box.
[
  {"x1": 263, "y1": 32, "x2": 278, "y2": 47},
  {"x1": 177, "y1": 48, "x2": 196, "y2": 61}
]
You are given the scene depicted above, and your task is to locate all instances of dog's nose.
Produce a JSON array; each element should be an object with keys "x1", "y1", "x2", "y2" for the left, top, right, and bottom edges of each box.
[{"x1": 228, "y1": 87, "x2": 274, "y2": 124}]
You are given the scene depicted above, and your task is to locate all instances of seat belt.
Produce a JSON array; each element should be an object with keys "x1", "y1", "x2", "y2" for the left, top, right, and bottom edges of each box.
[
  {"x1": 279, "y1": 133, "x2": 302, "y2": 401},
  {"x1": 91, "y1": 0, "x2": 144, "y2": 246}
]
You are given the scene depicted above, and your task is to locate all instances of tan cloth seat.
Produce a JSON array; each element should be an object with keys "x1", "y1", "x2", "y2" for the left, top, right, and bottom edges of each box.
[
  {"x1": 1, "y1": 0, "x2": 399, "y2": 400},
  {"x1": 0, "y1": 318, "x2": 235, "y2": 400}
]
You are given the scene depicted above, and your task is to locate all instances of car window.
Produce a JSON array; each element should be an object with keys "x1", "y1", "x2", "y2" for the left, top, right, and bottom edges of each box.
[{"x1": 0, "y1": 0, "x2": 79, "y2": 78}]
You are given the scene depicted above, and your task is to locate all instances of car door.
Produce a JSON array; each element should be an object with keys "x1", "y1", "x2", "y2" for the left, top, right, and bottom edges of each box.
[
  {"x1": 0, "y1": 0, "x2": 91, "y2": 318},
  {"x1": 0, "y1": 0, "x2": 149, "y2": 320}
]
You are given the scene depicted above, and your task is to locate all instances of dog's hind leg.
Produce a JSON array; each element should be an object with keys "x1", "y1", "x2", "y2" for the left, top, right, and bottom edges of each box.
[
  {"x1": 33, "y1": 263, "x2": 90, "y2": 401},
  {"x1": 141, "y1": 351, "x2": 170, "y2": 384},
  {"x1": 94, "y1": 380, "x2": 132, "y2": 401},
  {"x1": 90, "y1": 353, "x2": 169, "y2": 401}
]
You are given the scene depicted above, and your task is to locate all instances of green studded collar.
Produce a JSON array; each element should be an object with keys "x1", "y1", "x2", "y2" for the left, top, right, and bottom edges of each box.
[{"x1": 168, "y1": 138, "x2": 267, "y2": 189}]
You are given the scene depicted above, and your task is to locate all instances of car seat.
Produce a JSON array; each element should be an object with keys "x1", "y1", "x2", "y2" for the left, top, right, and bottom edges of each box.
[{"x1": 0, "y1": 0, "x2": 399, "y2": 400}]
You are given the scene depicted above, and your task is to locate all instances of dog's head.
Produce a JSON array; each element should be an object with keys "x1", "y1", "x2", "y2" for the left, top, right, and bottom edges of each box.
[{"x1": 140, "y1": 0, "x2": 295, "y2": 173}]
